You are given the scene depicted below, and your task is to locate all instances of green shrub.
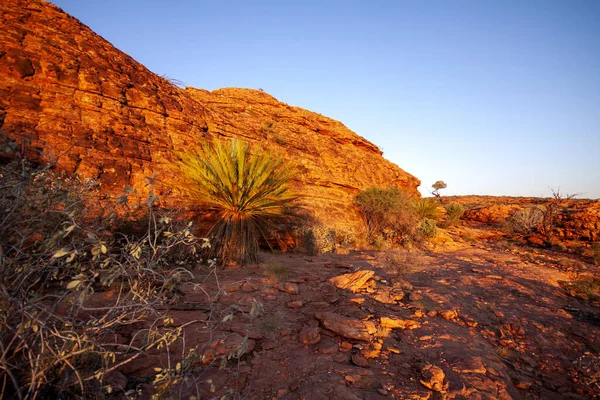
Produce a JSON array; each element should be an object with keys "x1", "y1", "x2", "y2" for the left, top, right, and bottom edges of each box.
[
  {"x1": 444, "y1": 203, "x2": 464, "y2": 226},
  {"x1": 417, "y1": 218, "x2": 438, "y2": 238},
  {"x1": 505, "y1": 207, "x2": 543, "y2": 235},
  {"x1": 176, "y1": 139, "x2": 296, "y2": 265},
  {"x1": 355, "y1": 187, "x2": 418, "y2": 245},
  {"x1": 414, "y1": 198, "x2": 441, "y2": 221}
]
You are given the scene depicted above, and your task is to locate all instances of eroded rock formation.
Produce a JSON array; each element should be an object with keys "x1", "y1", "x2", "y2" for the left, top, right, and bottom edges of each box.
[{"x1": 0, "y1": 0, "x2": 420, "y2": 232}]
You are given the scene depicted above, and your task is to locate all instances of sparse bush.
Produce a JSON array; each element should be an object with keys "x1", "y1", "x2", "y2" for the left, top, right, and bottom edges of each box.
[
  {"x1": 355, "y1": 187, "x2": 418, "y2": 245},
  {"x1": 377, "y1": 249, "x2": 426, "y2": 275},
  {"x1": 176, "y1": 139, "x2": 297, "y2": 265},
  {"x1": 539, "y1": 188, "x2": 578, "y2": 240},
  {"x1": 414, "y1": 198, "x2": 441, "y2": 221},
  {"x1": 417, "y1": 218, "x2": 438, "y2": 238},
  {"x1": 431, "y1": 180, "x2": 447, "y2": 198},
  {"x1": 0, "y1": 159, "x2": 205, "y2": 398},
  {"x1": 444, "y1": 203, "x2": 464, "y2": 227},
  {"x1": 505, "y1": 207, "x2": 543, "y2": 235},
  {"x1": 301, "y1": 224, "x2": 336, "y2": 255}
]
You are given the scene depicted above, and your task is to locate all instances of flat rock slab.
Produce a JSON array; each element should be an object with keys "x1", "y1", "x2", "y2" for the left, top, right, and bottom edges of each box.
[
  {"x1": 314, "y1": 311, "x2": 375, "y2": 341},
  {"x1": 329, "y1": 270, "x2": 375, "y2": 292}
]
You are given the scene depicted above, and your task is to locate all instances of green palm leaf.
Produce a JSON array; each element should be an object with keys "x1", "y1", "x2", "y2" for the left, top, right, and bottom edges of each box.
[{"x1": 176, "y1": 139, "x2": 296, "y2": 265}]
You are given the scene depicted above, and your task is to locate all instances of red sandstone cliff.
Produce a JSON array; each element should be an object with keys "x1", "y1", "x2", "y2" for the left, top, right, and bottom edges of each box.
[{"x1": 0, "y1": 0, "x2": 420, "y2": 232}]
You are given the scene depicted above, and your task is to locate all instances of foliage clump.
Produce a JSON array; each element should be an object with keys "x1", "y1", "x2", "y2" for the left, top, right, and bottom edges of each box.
[
  {"x1": 176, "y1": 139, "x2": 296, "y2": 265},
  {"x1": 417, "y1": 218, "x2": 438, "y2": 238},
  {"x1": 414, "y1": 198, "x2": 442, "y2": 221},
  {"x1": 300, "y1": 224, "x2": 360, "y2": 255},
  {"x1": 355, "y1": 187, "x2": 418, "y2": 246},
  {"x1": 431, "y1": 180, "x2": 447, "y2": 198},
  {"x1": 0, "y1": 158, "x2": 206, "y2": 398},
  {"x1": 505, "y1": 207, "x2": 544, "y2": 235},
  {"x1": 443, "y1": 203, "x2": 464, "y2": 227}
]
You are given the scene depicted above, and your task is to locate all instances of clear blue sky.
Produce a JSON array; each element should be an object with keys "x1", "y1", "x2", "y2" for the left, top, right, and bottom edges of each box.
[{"x1": 51, "y1": 0, "x2": 600, "y2": 198}]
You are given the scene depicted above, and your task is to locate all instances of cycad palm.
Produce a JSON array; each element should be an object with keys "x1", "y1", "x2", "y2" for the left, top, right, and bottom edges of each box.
[{"x1": 176, "y1": 139, "x2": 296, "y2": 265}]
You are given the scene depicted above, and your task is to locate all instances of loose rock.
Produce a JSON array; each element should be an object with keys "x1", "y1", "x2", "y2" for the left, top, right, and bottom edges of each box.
[
  {"x1": 420, "y1": 364, "x2": 448, "y2": 392},
  {"x1": 329, "y1": 270, "x2": 375, "y2": 293},
  {"x1": 351, "y1": 353, "x2": 369, "y2": 368},
  {"x1": 314, "y1": 312, "x2": 374, "y2": 341},
  {"x1": 299, "y1": 326, "x2": 321, "y2": 345}
]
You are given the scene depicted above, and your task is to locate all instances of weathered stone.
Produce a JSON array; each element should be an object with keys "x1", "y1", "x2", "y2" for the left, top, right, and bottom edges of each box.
[
  {"x1": 317, "y1": 338, "x2": 339, "y2": 354},
  {"x1": 372, "y1": 288, "x2": 404, "y2": 304},
  {"x1": 351, "y1": 353, "x2": 370, "y2": 368},
  {"x1": 329, "y1": 270, "x2": 375, "y2": 293},
  {"x1": 380, "y1": 317, "x2": 421, "y2": 330},
  {"x1": 393, "y1": 278, "x2": 414, "y2": 291},
  {"x1": 420, "y1": 364, "x2": 448, "y2": 392},
  {"x1": 440, "y1": 309, "x2": 459, "y2": 321},
  {"x1": 0, "y1": 0, "x2": 420, "y2": 234},
  {"x1": 299, "y1": 326, "x2": 321, "y2": 345},
  {"x1": 451, "y1": 356, "x2": 487, "y2": 374},
  {"x1": 286, "y1": 299, "x2": 303, "y2": 309},
  {"x1": 281, "y1": 282, "x2": 299, "y2": 294},
  {"x1": 409, "y1": 291, "x2": 423, "y2": 301},
  {"x1": 314, "y1": 312, "x2": 373, "y2": 341}
]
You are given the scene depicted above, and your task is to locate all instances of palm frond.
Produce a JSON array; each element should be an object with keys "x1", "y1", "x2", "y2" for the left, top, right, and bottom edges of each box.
[{"x1": 176, "y1": 139, "x2": 297, "y2": 265}]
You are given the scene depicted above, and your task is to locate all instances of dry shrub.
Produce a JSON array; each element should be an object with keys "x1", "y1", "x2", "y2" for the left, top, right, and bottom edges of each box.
[
  {"x1": 300, "y1": 224, "x2": 362, "y2": 255},
  {"x1": 377, "y1": 249, "x2": 426, "y2": 275},
  {"x1": 505, "y1": 207, "x2": 543, "y2": 235},
  {"x1": 355, "y1": 187, "x2": 419, "y2": 246},
  {"x1": 0, "y1": 158, "x2": 208, "y2": 398}
]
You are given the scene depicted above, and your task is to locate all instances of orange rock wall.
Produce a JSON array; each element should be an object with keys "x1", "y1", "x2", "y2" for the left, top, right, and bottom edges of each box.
[
  {"x1": 0, "y1": 0, "x2": 420, "y2": 232},
  {"x1": 451, "y1": 196, "x2": 600, "y2": 241}
]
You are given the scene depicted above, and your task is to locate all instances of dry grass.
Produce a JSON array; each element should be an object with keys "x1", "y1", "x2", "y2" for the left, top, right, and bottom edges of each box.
[
  {"x1": 376, "y1": 249, "x2": 427, "y2": 275},
  {"x1": 0, "y1": 156, "x2": 242, "y2": 398}
]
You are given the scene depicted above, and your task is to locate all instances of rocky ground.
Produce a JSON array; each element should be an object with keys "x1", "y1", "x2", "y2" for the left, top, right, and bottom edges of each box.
[{"x1": 105, "y1": 221, "x2": 600, "y2": 399}]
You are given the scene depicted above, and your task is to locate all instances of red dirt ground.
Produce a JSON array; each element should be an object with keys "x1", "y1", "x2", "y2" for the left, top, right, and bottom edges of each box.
[{"x1": 114, "y1": 222, "x2": 600, "y2": 399}]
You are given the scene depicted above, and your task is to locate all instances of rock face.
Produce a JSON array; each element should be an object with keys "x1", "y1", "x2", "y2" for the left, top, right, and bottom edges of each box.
[
  {"x1": 450, "y1": 196, "x2": 600, "y2": 241},
  {"x1": 0, "y1": 0, "x2": 420, "y2": 233}
]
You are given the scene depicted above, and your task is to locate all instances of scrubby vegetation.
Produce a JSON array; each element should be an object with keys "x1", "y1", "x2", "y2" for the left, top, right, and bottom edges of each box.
[
  {"x1": 300, "y1": 224, "x2": 361, "y2": 255},
  {"x1": 443, "y1": 203, "x2": 464, "y2": 227},
  {"x1": 414, "y1": 198, "x2": 441, "y2": 221},
  {"x1": 431, "y1": 180, "x2": 447, "y2": 198},
  {"x1": 0, "y1": 157, "x2": 210, "y2": 398},
  {"x1": 505, "y1": 207, "x2": 544, "y2": 235},
  {"x1": 355, "y1": 187, "x2": 418, "y2": 246},
  {"x1": 176, "y1": 139, "x2": 297, "y2": 265},
  {"x1": 417, "y1": 218, "x2": 437, "y2": 238}
]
